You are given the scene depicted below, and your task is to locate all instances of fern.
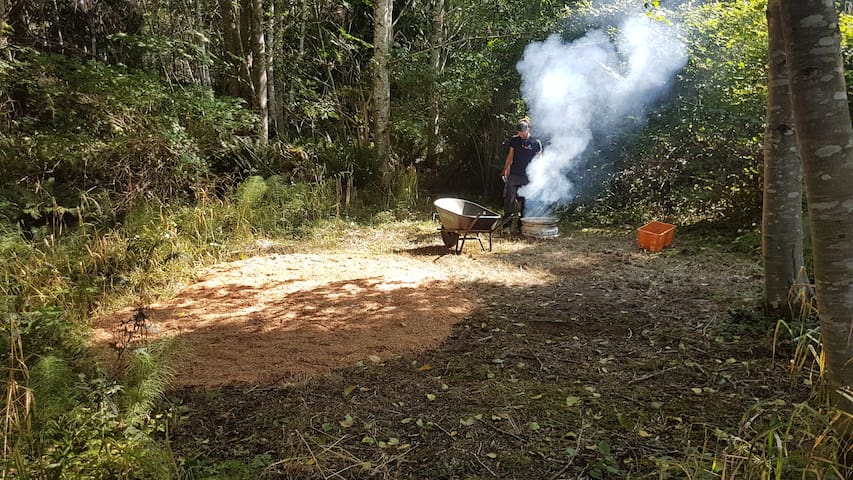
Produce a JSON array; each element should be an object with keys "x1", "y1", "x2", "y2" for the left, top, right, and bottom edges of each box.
[
  {"x1": 120, "y1": 340, "x2": 176, "y2": 427},
  {"x1": 29, "y1": 355, "x2": 75, "y2": 429},
  {"x1": 236, "y1": 176, "x2": 269, "y2": 207}
]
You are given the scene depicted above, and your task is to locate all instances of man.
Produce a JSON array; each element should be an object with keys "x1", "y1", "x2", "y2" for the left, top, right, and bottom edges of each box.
[{"x1": 500, "y1": 118, "x2": 542, "y2": 231}]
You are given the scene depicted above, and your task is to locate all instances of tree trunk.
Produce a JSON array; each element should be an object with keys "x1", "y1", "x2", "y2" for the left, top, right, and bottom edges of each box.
[
  {"x1": 8, "y1": 0, "x2": 26, "y2": 44},
  {"x1": 1, "y1": 0, "x2": 8, "y2": 59},
  {"x1": 372, "y1": 0, "x2": 393, "y2": 171},
  {"x1": 238, "y1": 0, "x2": 255, "y2": 101},
  {"x1": 251, "y1": 0, "x2": 268, "y2": 143},
  {"x1": 779, "y1": 0, "x2": 853, "y2": 426},
  {"x1": 197, "y1": 0, "x2": 211, "y2": 87},
  {"x1": 219, "y1": 0, "x2": 243, "y2": 97},
  {"x1": 266, "y1": 1, "x2": 282, "y2": 138},
  {"x1": 762, "y1": 0, "x2": 804, "y2": 317},
  {"x1": 425, "y1": 0, "x2": 445, "y2": 169}
]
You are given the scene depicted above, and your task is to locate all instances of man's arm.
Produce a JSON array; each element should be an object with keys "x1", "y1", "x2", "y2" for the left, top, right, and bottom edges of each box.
[{"x1": 501, "y1": 148, "x2": 514, "y2": 177}]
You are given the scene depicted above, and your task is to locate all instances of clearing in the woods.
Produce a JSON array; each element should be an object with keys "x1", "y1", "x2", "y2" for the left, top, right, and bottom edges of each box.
[{"x1": 93, "y1": 220, "x2": 806, "y2": 479}]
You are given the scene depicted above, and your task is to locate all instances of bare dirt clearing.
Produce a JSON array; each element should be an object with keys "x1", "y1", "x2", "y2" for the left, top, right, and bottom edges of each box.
[
  {"x1": 93, "y1": 253, "x2": 474, "y2": 386},
  {"x1": 138, "y1": 220, "x2": 807, "y2": 479}
]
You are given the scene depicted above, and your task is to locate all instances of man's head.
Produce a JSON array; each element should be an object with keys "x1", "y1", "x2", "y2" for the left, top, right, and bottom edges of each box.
[{"x1": 517, "y1": 120, "x2": 531, "y2": 139}]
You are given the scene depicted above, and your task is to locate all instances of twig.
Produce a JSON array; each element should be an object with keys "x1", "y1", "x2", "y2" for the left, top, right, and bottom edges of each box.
[
  {"x1": 530, "y1": 350, "x2": 544, "y2": 371},
  {"x1": 550, "y1": 419, "x2": 584, "y2": 480},
  {"x1": 371, "y1": 446, "x2": 417, "y2": 477},
  {"x1": 430, "y1": 420, "x2": 457, "y2": 439},
  {"x1": 296, "y1": 429, "x2": 330, "y2": 480},
  {"x1": 627, "y1": 366, "x2": 678, "y2": 386},
  {"x1": 475, "y1": 453, "x2": 498, "y2": 477},
  {"x1": 476, "y1": 418, "x2": 525, "y2": 442}
]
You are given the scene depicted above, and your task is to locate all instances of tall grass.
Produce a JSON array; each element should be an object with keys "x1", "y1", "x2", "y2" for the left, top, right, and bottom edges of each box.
[
  {"x1": 658, "y1": 275, "x2": 851, "y2": 479},
  {"x1": 0, "y1": 172, "x2": 355, "y2": 478}
]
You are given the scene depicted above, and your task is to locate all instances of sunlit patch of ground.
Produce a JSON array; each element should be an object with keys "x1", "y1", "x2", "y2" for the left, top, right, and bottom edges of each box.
[{"x1": 92, "y1": 252, "x2": 485, "y2": 386}]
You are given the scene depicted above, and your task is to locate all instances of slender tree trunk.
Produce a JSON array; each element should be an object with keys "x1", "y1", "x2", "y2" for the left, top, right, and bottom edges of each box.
[
  {"x1": 219, "y1": 0, "x2": 243, "y2": 97},
  {"x1": 762, "y1": 0, "x2": 804, "y2": 317},
  {"x1": 251, "y1": 0, "x2": 268, "y2": 143},
  {"x1": 779, "y1": 0, "x2": 853, "y2": 428},
  {"x1": 372, "y1": 0, "x2": 393, "y2": 171},
  {"x1": 197, "y1": 0, "x2": 211, "y2": 87},
  {"x1": 8, "y1": 0, "x2": 27, "y2": 115},
  {"x1": 298, "y1": 0, "x2": 307, "y2": 59},
  {"x1": 425, "y1": 0, "x2": 445, "y2": 169},
  {"x1": 239, "y1": 0, "x2": 255, "y2": 100},
  {"x1": 8, "y1": 0, "x2": 26, "y2": 44},
  {"x1": 0, "y1": 0, "x2": 8, "y2": 58},
  {"x1": 266, "y1": 1, "x2": 282, "y2": 138}
]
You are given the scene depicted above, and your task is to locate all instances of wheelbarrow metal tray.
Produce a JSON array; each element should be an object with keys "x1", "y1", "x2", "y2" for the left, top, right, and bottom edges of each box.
[{"x1": 434, "y1": 198, "x2": 500, "y2": 232}]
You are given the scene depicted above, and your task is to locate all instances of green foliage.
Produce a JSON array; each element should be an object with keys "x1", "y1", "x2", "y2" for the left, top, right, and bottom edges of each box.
[
  {"x1": 598, "y1": 0, "x2": 768, "y2": 225},
  {"x1": 0, "y1": 48, "x2": 257, "y2": 221},
  {"x1": 657, "y1": 400, "x2": 851, "y2": 479}
]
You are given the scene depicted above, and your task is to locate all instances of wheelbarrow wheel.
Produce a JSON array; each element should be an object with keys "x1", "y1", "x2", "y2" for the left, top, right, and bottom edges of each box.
[{"x1": 441, "y1": 229, "x2": 460, "y2": 249}]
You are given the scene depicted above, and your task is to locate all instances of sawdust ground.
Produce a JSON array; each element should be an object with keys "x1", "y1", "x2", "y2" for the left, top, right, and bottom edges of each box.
[{"x1": 91, "y1": 252, "x2": 475, "y2": 387}]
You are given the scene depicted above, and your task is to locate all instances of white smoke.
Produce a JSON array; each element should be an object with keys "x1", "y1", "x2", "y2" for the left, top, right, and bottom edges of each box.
[{"x1": 517, "y1": 12, "x2": 687, "y2": 215}]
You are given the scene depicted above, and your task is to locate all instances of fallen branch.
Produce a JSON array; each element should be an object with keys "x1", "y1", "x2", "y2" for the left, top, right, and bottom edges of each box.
[
  {"x1": 628, "y1": 366, "x2": 678, "y2": 386},
  {"x1": 476, "y1": 417, "x2": 525, "y2": 442}
]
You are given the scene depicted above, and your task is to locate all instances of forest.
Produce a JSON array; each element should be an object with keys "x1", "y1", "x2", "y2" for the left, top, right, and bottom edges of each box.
[{"x1": 1, "y1": 0, "x2": 852, "y2": 478}]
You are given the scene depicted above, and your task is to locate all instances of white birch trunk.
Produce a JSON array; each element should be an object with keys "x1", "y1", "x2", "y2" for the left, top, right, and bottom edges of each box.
[
  {"x1": 780, "y1": 0, "x2": 853, "y2": 421},
  {"x1": 762, "y1": 0, "x2": 804, "y2": 317}
]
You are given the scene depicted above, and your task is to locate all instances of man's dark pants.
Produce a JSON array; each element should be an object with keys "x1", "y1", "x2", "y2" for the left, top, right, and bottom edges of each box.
[{"x1": 503, "y1": 174, "x2": 527, "y2": 230}]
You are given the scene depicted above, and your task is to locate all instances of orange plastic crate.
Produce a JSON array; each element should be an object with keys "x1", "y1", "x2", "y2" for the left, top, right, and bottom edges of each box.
[{"x1": 637, "y1": 221, "x2": 676, "y2": 252}]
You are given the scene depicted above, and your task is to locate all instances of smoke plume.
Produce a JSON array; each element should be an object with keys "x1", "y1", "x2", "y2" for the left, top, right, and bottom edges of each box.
[{"x1": 517, "y1": 10, "x2": 687, "y2": 216}]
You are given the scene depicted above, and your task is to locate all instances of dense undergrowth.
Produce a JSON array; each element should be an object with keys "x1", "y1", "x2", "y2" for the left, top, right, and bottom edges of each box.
[
  {"x1": 0, "y1": 48, "x2": 421, "y2": 477},
  {"x1": 0, "y1": 179, "x2": 400, "y2": 478}
]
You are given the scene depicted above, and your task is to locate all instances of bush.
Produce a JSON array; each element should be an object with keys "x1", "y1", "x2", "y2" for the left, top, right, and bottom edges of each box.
[{"x1": 0, "y1": 48, "x2": 258, "y2": 225}]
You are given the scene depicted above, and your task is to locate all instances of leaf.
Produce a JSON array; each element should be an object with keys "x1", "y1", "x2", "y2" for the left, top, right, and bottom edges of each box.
[
  {"x1": 340, "y1": 415, "x2": 354, "y2": 428},
  {"x1": 321, "y1": 422, "x2": 334, "y2": 432},
  {"x1": 418, "y1": 364, "x2": 433, "y2": 371},
  {"x1": 426, "y1": 393, "x2": 436, "y2": 401},
  {"x1": 528, "y1": 422, "x2": 541, "y2": 431},
  {"x1": 369, "y1": 355, "x2": 382, "y2": 363},
  {"x1": 401, "y1": 417, "x2": 413, "y2": 424},
  {"x1": 638, "y1": 430, "x2": 653, "y2": 438},
  {"x1": 486, "y1": 452, "x2": 498, "y2": 459},
  {"x1": 531, "y1": 393, "x2": 544, "y2": 400},
  {"x1": 460, "y1": 417, "x2": 476, "y2": 426},
  {"x1": 343, "y1": 385, "x2": 357, "y2": 397},
  {"x1": 361, "y1": 436, "x2": 376, "y2": 445},
  {"x1": 691, "y1": 388, "x2": 703, "y2": 394},
  {"x1": 492, "y1": 358, "x2": 504, "y2": 364},
  {"x1": 565, "y1": 396, "x2": 581, "y2": 407}
]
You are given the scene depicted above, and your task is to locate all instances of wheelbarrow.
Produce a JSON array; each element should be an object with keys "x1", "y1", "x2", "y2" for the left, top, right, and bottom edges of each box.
[{"x1": 433, "y1": 198, "x2": 501, "y2": 254}]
